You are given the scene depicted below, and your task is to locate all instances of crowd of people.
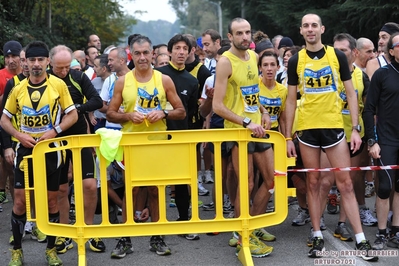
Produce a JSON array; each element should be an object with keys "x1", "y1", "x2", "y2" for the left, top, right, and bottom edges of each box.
[{"x1": 0, "y1": 12, "x2": 399, "y2": 265}]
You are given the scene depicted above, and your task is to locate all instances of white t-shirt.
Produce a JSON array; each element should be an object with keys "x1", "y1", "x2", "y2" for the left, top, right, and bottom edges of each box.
[
  {"x1": 100, "y1": 73, "x2": 121, "y2": 129},
  {"x1": 204, "y1": 58, "x2": 217, "y2": 75},
  {"x1": 201, "y1": 75, "x2": 215, "y2": 99}
]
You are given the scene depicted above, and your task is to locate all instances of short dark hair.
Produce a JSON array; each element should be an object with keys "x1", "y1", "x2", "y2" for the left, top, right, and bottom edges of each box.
[
  {"x1": 129, "y1": 35, "x2": 152, "y2": 51},
  {"x1": 183, "y1": 34, "x2": 197, "y2": 49},
  {"x1": 201, "y1": 29, "x2": 221, "y2": 42},
  {"x1": 96, "y1": 54, "x2": 111, "y2": 72},
  {"x1": 388, "y1": 32, "x2": 399, "y2": 62},
  {"x1": 217, "y1": 45, "x2": 231, "y2": 55},
  {"x1": 85, "y1": 45, "x2": 98, "y2": 55},
  {"x1": 333, "y1": 33, "x2": 357, "y2": 51},
  {"x1": 128, "y1": 34, "x2": 141, "y2": 46},
  {"x1": 167, "y1": 34, "x2": 192, "y2": 53},
  {"x1": 258, "y1": 51, "x2": 279, "y2": 67}
]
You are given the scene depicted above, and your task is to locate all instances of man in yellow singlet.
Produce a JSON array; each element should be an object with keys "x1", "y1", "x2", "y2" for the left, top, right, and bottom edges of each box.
[
  {"x1": 213, "y1": 17, "x2": 274, "y2": 258},
  {"x1": 284, "y1": 13, "x2": 377, "y2": 261},
  {"x1": 106, "y1": 34, "x2": 185, "y2": 258}
]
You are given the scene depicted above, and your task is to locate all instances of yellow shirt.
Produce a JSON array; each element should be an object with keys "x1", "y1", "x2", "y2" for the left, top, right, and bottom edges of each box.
[
  {"x1": 4, "y1": 75, "x2": 75, "y2": 138},
  {"x1": 222, "y1": 50, "x2": 261, "y2": 128},
  {"x1": 341, "y1": 66, "x2": 365, "y2": 140},
  {"x1": 258, "y1": 78, "x2": 287, "y2": 129},
  {"x1": 121, "y1": 70, "x2": 167, "y2": 133},
  {"x1": 296, "y1": 46, "x2": 344, "y2": 130}
]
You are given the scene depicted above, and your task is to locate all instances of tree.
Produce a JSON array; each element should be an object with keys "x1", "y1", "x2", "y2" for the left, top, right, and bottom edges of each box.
[{"x1": 0, "y1": 0, "x2": 135, "y2": 52}]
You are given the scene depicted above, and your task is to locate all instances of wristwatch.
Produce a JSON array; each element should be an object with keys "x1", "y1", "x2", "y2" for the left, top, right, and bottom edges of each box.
[
  {"x1": 367, "y1": 138, "x2": 377, "y2": 147},
  {"x1": 163, "y1": 110, "x2": 169, "y2": 118},
  {"x1": 54, "y1": 125, "x2": 63, "y2": 134},
  {"x1": 74, "y1": 103, "x2": 82, "y2": 113},
  {"x1": 352, "y1": 125, "x2": 361, "y2": 132},
  {"x1": 242, "y1": 117, "x2": 251, "y2": 128}
]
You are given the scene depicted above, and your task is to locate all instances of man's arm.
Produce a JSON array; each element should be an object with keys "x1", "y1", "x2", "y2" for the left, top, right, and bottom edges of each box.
[
  {"x1": 1, "y1": 113, "x2": 36, "y2": 148},
  {"x1": 79, "y1": 72, "x2": 103, "y2": 113},
  {"x1": 212, "y1": 56, "x2": 265, "y2": 137},
  {"x1": 343, "y1": 79, "x2": 361, "y2": 153},
  {"x1": 39, "y1": 109, "x2": 78, "y2": 141}
]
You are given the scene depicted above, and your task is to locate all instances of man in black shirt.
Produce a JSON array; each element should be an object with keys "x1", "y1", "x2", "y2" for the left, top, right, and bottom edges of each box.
[
  {"x1": 48, "y1": 45, "x2": 104, "y2": 254},
  {"x1": 157, "y1": 34, "x2": 199, "y2": 240},
  {"x1": 363, "y1": 32, "x2": 399, "y2": 250}
]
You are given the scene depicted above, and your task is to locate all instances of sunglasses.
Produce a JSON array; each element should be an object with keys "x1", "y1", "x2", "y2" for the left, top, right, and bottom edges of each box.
[{"x1": 391, "y1": 42, "x2": 399, "y2": 49}]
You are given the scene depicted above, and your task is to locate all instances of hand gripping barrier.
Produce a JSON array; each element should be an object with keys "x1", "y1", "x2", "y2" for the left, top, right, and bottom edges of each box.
[{"x1": 24, "y1": 128, "x2": 295, "y2": 266}]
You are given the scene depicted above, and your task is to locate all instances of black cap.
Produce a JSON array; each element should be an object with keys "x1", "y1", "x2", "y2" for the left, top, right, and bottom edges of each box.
[
  {"x1": 3, "y1": 41, "x2": 22, "y2": 56},
  {"x1": 278, "y1": 37, "x2": 294, "y2": 49}
]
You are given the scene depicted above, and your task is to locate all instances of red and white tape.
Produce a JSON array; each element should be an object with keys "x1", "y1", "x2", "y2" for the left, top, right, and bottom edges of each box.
[{"x1": 274, "y1": 165, "x2": 399, "y2": 175}]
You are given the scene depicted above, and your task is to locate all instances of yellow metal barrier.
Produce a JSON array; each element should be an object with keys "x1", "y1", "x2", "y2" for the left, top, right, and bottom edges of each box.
[{"x1": 25, "y1": 128, "x2": 295, "y2": 266}]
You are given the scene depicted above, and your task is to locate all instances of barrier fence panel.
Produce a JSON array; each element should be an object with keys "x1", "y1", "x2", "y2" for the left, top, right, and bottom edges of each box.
[{"x1": 26, "y1": 128, "x2": 296, "y2": 266}]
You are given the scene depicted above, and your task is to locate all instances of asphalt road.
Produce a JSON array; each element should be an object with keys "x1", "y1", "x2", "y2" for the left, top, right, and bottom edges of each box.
[{"x1": 0, "y1": 183, "x2": 398, "y2": 266}]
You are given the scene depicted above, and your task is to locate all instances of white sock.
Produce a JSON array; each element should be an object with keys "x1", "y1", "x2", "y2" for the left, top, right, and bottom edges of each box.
[
  {"x1": 358, "y1": 204, "x2": 366, "y2": 210},
  {"x1": 313, "y1": 230, "x2": 323, "y2": 238},
  {"x1": 355, "y1": 232, "x2": 366, "y2": 244}
]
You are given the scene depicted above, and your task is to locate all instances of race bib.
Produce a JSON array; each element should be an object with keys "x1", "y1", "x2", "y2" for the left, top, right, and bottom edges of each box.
[
  {"x1": 240, "y1": 84, "x2": 260, "y2": 113},
  {"x1": 21, "y1": 105, "x2": 52, "y2": 134},
  {"x1": 303, "y1": 66, "x2": 336, "y2": 94},
  {"x1": 134, "y1": 87, "x2": 161, "y2": 115}
]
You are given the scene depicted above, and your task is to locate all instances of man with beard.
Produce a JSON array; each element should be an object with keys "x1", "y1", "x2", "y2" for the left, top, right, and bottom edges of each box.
[
  {"x1": 1, "y1": 40, "x2": 78, "y2": 266},
  {"x1": 212, "y1": 18, "x2": 274, "y2": 258}
]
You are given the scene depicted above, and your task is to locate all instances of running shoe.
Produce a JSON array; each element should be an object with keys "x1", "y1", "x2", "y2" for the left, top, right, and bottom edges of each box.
[
  {"x1": 356, "y1": 240, "x2": 379, "y2": 261},
  {"x1": 333, "y1": 223, "x2": 353, "y2": 241},
  {"x1": 202, "y1": 202, "x2": 215, "y2": 211},
  {"x1": 31, "y1": 227, "x2": 47, "y2": 243},
  {"x1": 292, "y1": 207, "x2": 310, "y2": 226},
  {"x1": 253, "y1": 228, "x2": 276, "y2": 242},
  {"x1": 45, "y1": 247, "x2": 63, "y2": 266},
  {"x1": 111, "y1": 237, "x2": 133, "y2": 259},
  {"x1": 372, "y1": 234, "x2": 387, "y2": 250},
  {"x1": 24, "y1": 221, "x2": 34, "y2": 234},
  {"x1": 55, "y1": 237, "x2": 74, "y2": 254},
  {"x1": 0, "y1": 191, "x2": 6, "y2": 203},
  {"x1": 203, "y1": 170, "x2": 214, "y2": 183},
  {"x1": 229, "y1": 231, "x2": 239, "y2": 247},
  {"x1": 197, "y1": 171, "x2": 204, "y2": 183},
  {"x1": 387, "y1": 232, "x2": 399, "y2": 248},
  {"x1": 198, "y1": 182, "x2": 209, "y2": 196},
  {"x1": 149, "y1": 236, "x2": 171, "y2": 256},
  {"x1": 327, "y1": 191, "x2": 339, "y2": 214},
  {"x1": 169, "y1": 198, "x2": 176, "y2": 208},
  {"x1": 89, "y1": 238, "x2": 106, "y2": 252},
  {"x1": 223, "y1": 202, "x2": 234, "y2": 214},
  {"x1": 308, "y1": 237, "x2": 325, "y2": 258},
  {"x1": 359, "y1": 208, "x2": 378, "y2": 226},
  {"x1": 235, "y1": 233, "x2": 273, "y2": 258},
  {"x1": 365, "y1": 183, "x2": 375, "y2": 197},
  {"x1": 9, "y1": 248, "x2": 23, "y2": 266},
  {"x1": 179, "y1": 234, "x2": 200, "y2": 240}
]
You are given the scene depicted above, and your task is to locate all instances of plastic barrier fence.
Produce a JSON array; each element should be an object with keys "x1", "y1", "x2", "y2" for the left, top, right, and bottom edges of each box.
[{"x1": 24, "y1": 128, "x2": 296, "y2": 266}]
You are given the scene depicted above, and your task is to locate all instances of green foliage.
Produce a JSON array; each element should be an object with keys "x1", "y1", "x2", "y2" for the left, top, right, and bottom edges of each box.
[
  {"x1": 219, "y1": 0, "x2": 399, "y2": 45},
  {"x1": 0, "y1": 0, "x2": 136, "y2": 52}
]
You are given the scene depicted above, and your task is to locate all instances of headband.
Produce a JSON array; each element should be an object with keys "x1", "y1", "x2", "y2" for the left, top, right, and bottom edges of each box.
[
  {"x1": 26, "y1": 46, "x2": 49, "y2": 58},
  {"x1": 380, "y1": 24, "x2": 399, "y2": 35}
]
